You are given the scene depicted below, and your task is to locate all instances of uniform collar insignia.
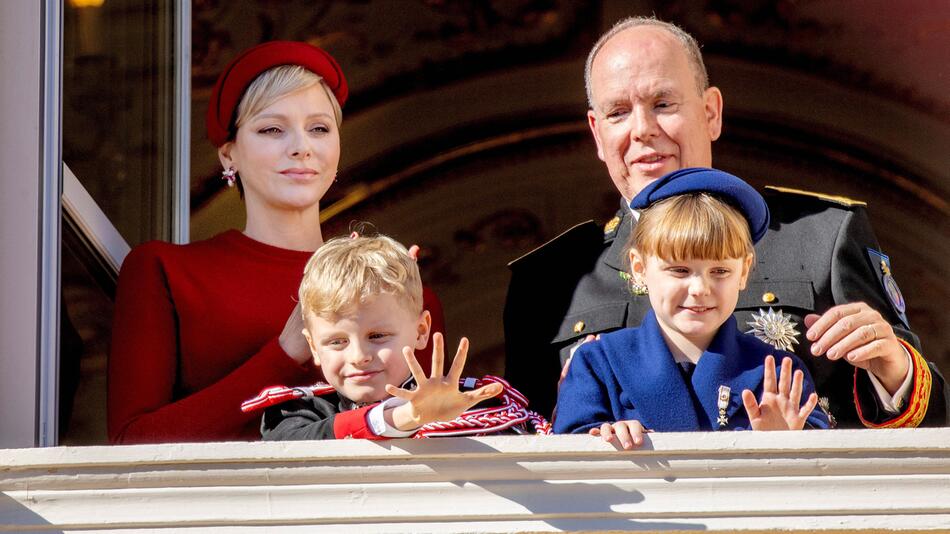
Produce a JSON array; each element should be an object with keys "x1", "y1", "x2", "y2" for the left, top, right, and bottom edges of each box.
[
  {"x1": 603, "y1": 205, "x2": 630, "y2": 270},
  {"x1": 746, "y1": 307, "x2": 800, "y2": 352}
]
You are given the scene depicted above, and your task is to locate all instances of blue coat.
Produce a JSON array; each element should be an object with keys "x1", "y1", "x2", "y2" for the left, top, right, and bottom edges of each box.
[{"x1": 554, "y1": 310, "x2": 831, "y2": 433}]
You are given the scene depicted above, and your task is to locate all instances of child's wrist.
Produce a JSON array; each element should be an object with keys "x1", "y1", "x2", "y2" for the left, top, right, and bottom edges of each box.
[
  {"x1": 387, "y1": 403, "x2": 421, "y2": 431},
  {"x1": 369, "y1": 399, "x2": 419, "y2": 438}
]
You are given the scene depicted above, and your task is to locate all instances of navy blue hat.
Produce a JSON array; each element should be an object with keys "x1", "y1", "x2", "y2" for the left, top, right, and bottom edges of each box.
[{"x1": 630, "y1": 167, "x2": 770, "y2": 243}]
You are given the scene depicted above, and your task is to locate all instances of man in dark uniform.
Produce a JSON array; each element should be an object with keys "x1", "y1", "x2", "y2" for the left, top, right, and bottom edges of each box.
[{"x1": 504, "y1": 17, "x2": 948, "y2": 428}]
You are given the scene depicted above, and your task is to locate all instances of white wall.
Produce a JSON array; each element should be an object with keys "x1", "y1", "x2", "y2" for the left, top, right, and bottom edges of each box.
[{"x1": 0, "y1": 1, "x2": 43, "y2": 448}]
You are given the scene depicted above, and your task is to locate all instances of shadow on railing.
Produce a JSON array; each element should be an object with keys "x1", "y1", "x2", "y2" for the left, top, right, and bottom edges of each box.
[{"x1": 379, "y1": 437, "x2": 704, "y2": 532}]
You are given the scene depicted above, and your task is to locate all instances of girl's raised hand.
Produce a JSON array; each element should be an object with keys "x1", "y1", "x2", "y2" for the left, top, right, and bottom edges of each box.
[{"x1": 742, "y1": 355, "x2": 819, "y2": 431}]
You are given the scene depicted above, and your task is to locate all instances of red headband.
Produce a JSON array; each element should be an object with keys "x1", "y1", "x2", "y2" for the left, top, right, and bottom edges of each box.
[{"x1": 206, "y1": 41, "x2": 348, "y2": 147}]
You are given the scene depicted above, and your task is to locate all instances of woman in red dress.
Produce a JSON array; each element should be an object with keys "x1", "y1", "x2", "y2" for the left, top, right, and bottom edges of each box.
[{"x1": 108, "y1": 42, "x2": 443, "y2": 444}]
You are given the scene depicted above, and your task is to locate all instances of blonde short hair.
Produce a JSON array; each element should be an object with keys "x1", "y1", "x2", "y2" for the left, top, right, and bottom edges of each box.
[
  {"x1": 299, "y1": 234, "x2": 423, "y2": 320},
  {"x1": 631, "y1": 193, "x2": 754, "y2": 261},
  {"x1": 234, "y1": 64, "x2": 343, "y2": 133}
]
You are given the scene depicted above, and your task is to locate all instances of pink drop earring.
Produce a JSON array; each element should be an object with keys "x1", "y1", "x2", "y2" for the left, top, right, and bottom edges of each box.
[{"x1": 221, "y1": 167, "x2": 236, "y2": 187}]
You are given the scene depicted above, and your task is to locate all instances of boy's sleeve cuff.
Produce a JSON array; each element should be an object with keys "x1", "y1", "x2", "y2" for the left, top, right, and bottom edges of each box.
[
  {"x1": 367, "y1": 398, "x2": 418, "y2": 438},
  {"x1": 332, "y1": 405, "x2": 383, "y2": 440},
  {"x1": 855, "y1": 339, "x2": 932, "y2": 428}
]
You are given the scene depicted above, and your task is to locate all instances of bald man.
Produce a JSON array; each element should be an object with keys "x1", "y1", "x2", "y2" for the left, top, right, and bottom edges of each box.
[{"x1": 504, "y1": 17, "x2": 948, "y2": 428}]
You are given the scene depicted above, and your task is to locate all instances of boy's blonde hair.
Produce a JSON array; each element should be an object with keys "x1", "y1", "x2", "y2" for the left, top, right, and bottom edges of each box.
[
  {"x1": 631, "y1": 193, "x2": 754, "y2": 261},
  {"x1": 299, "y1": 234, "x2": 422, "y2": 320},
  {"x1": 234, "y1": 64, "x2": 343, "y2": 132}
]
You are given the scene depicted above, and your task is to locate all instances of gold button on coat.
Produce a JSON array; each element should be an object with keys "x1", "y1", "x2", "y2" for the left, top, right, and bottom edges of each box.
[
  {"x1": 762, "y1": 292, "x2": 776, "y2": 303},
  {"x1": 573, "y1": 321, "x2": 585, "y2": 334}
]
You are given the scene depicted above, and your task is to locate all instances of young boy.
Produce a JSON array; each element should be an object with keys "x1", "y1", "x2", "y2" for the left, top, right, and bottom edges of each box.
[
  {"x1": 554, "y1": 168, "x2": 830, "y2": 448},
  {"x1": 243, "y1": 233, "x2": 550, "y2": 440},
  {"x1": 247, "y1": 234, "x2": 507, "y2": 440}
]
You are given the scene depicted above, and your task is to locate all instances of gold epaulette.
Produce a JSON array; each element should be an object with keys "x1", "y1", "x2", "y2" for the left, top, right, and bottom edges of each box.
[
  {"x1": 765, "y1": 185, "x2": 867, "y2": 207},
  {"x1": 856, "y1": 339, "x2": 931, "y2": 429}
]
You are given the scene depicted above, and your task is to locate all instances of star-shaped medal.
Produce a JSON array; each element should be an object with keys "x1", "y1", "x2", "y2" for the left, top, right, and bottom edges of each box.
[{"x1": 746, "y1": 307, "x2": 800, "y2": 352}]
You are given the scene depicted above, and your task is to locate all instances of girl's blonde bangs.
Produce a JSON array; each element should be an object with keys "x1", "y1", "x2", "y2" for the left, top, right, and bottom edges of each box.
[{"x1": 632, "y1": 194, "x2": 753, "y2": 261}]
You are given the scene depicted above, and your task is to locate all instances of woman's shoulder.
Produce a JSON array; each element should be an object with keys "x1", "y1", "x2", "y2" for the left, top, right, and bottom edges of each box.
[
  {"x1": 123, "y1": 231, "x2": 240, "y2": 263},
  {"x1": 118, "y1": 231, "x2": 243, "y2": 283}
]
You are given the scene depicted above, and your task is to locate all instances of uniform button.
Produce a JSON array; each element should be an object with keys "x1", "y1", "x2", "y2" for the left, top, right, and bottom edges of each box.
[
  {"x1": 762, "y1": 292, "x2": 776, "y2": 303},
  {"x1": 573, "y1": 321, "x2": 585, "y2": 334}
]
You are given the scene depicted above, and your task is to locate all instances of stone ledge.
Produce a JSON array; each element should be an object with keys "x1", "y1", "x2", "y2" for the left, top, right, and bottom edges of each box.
[{"x1": 2, "y1": 428, "x2": 949, "y2": 532}]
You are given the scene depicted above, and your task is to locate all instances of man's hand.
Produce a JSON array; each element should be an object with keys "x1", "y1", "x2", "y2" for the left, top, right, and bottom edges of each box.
[
  {"x1": 589, "y1": 420, "x2": 649, "y2": 450},
  {"x1": 559, "y1": 334, "x2": 600, "y2": 387},
  {"x1": 804, "y1": 302, "x2": 908, "y2": 394},
  {"x1": 742, "y1": 355, "x2": 819, "y2": 431},
  {"x1": 386, "y1": 333, "x2": 502, "y2": 431}
]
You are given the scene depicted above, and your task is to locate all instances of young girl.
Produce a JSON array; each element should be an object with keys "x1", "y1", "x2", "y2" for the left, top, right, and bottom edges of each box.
[{"x1": 554, "y1": 167, "x2": 830, "y2": 448}]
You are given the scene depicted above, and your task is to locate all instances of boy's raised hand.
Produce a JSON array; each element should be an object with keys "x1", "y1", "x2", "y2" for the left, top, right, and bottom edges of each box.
[
  {"x1": 742, "y1": 355, "x2": 819, "y2": 431},
  {"x1": 385, "y1": 333, "x2": 503, "y2": 431},
  {"x1": 589, "y1": 420, "x2": 649, "y2": 450}
]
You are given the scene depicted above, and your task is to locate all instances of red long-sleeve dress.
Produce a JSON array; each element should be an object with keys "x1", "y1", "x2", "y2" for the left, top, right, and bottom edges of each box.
[{"x1": 108, "y1": 230, "x2": 444, "y2": 444}]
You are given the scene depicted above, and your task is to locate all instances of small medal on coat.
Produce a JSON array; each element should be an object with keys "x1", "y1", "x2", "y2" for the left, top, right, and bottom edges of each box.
[
  {"x1": 717, "y1": 385, "x2": 731, "y2": 428},
  {"x1": 747, "y1": 307, "x2": 800, "y2": 352}
]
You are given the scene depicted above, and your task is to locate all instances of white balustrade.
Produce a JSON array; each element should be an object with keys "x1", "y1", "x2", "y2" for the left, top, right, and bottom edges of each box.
[{"x1": 2, "y1": 429, "x2": 949, "y2": 532}]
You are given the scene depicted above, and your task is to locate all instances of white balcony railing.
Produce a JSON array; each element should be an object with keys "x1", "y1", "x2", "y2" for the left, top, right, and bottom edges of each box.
[{"x1": 2, "y1": 428, "x2": 949, "y2": 532}]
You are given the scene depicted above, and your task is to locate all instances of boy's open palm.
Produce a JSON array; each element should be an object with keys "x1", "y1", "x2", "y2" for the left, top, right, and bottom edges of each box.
[
  {"x1": 386, "y1": 333, "x2": 502, "y2": 430},
  {"x1": 742, "y1": 355, "x2": 819, "y2": 431}
]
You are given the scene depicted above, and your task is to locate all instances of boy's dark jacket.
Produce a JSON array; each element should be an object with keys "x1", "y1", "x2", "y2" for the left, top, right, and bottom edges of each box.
[{"x1": 261, "y1": 390, "x2": 381, "y2": 441}]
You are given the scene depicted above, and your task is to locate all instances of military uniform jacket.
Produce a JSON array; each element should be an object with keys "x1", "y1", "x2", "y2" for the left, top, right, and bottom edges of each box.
[
  {"x1": 505, "y1": 189, "x2": 948, "y2": 427},
  {"x1": 554, "y1": 311, "x2": 830, "y2": 433},
  {"x1": 260, "y1": 390, "x2": 383, "y2": 441}
]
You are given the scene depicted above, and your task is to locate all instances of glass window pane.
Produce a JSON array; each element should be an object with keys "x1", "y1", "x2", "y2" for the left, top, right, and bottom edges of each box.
[
  {"x1": 63, "y1": 0, "x2": 175, "y2": 246},
  {"x1": 60, "y1": 0, "x2": 179, "y2": 444}
]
